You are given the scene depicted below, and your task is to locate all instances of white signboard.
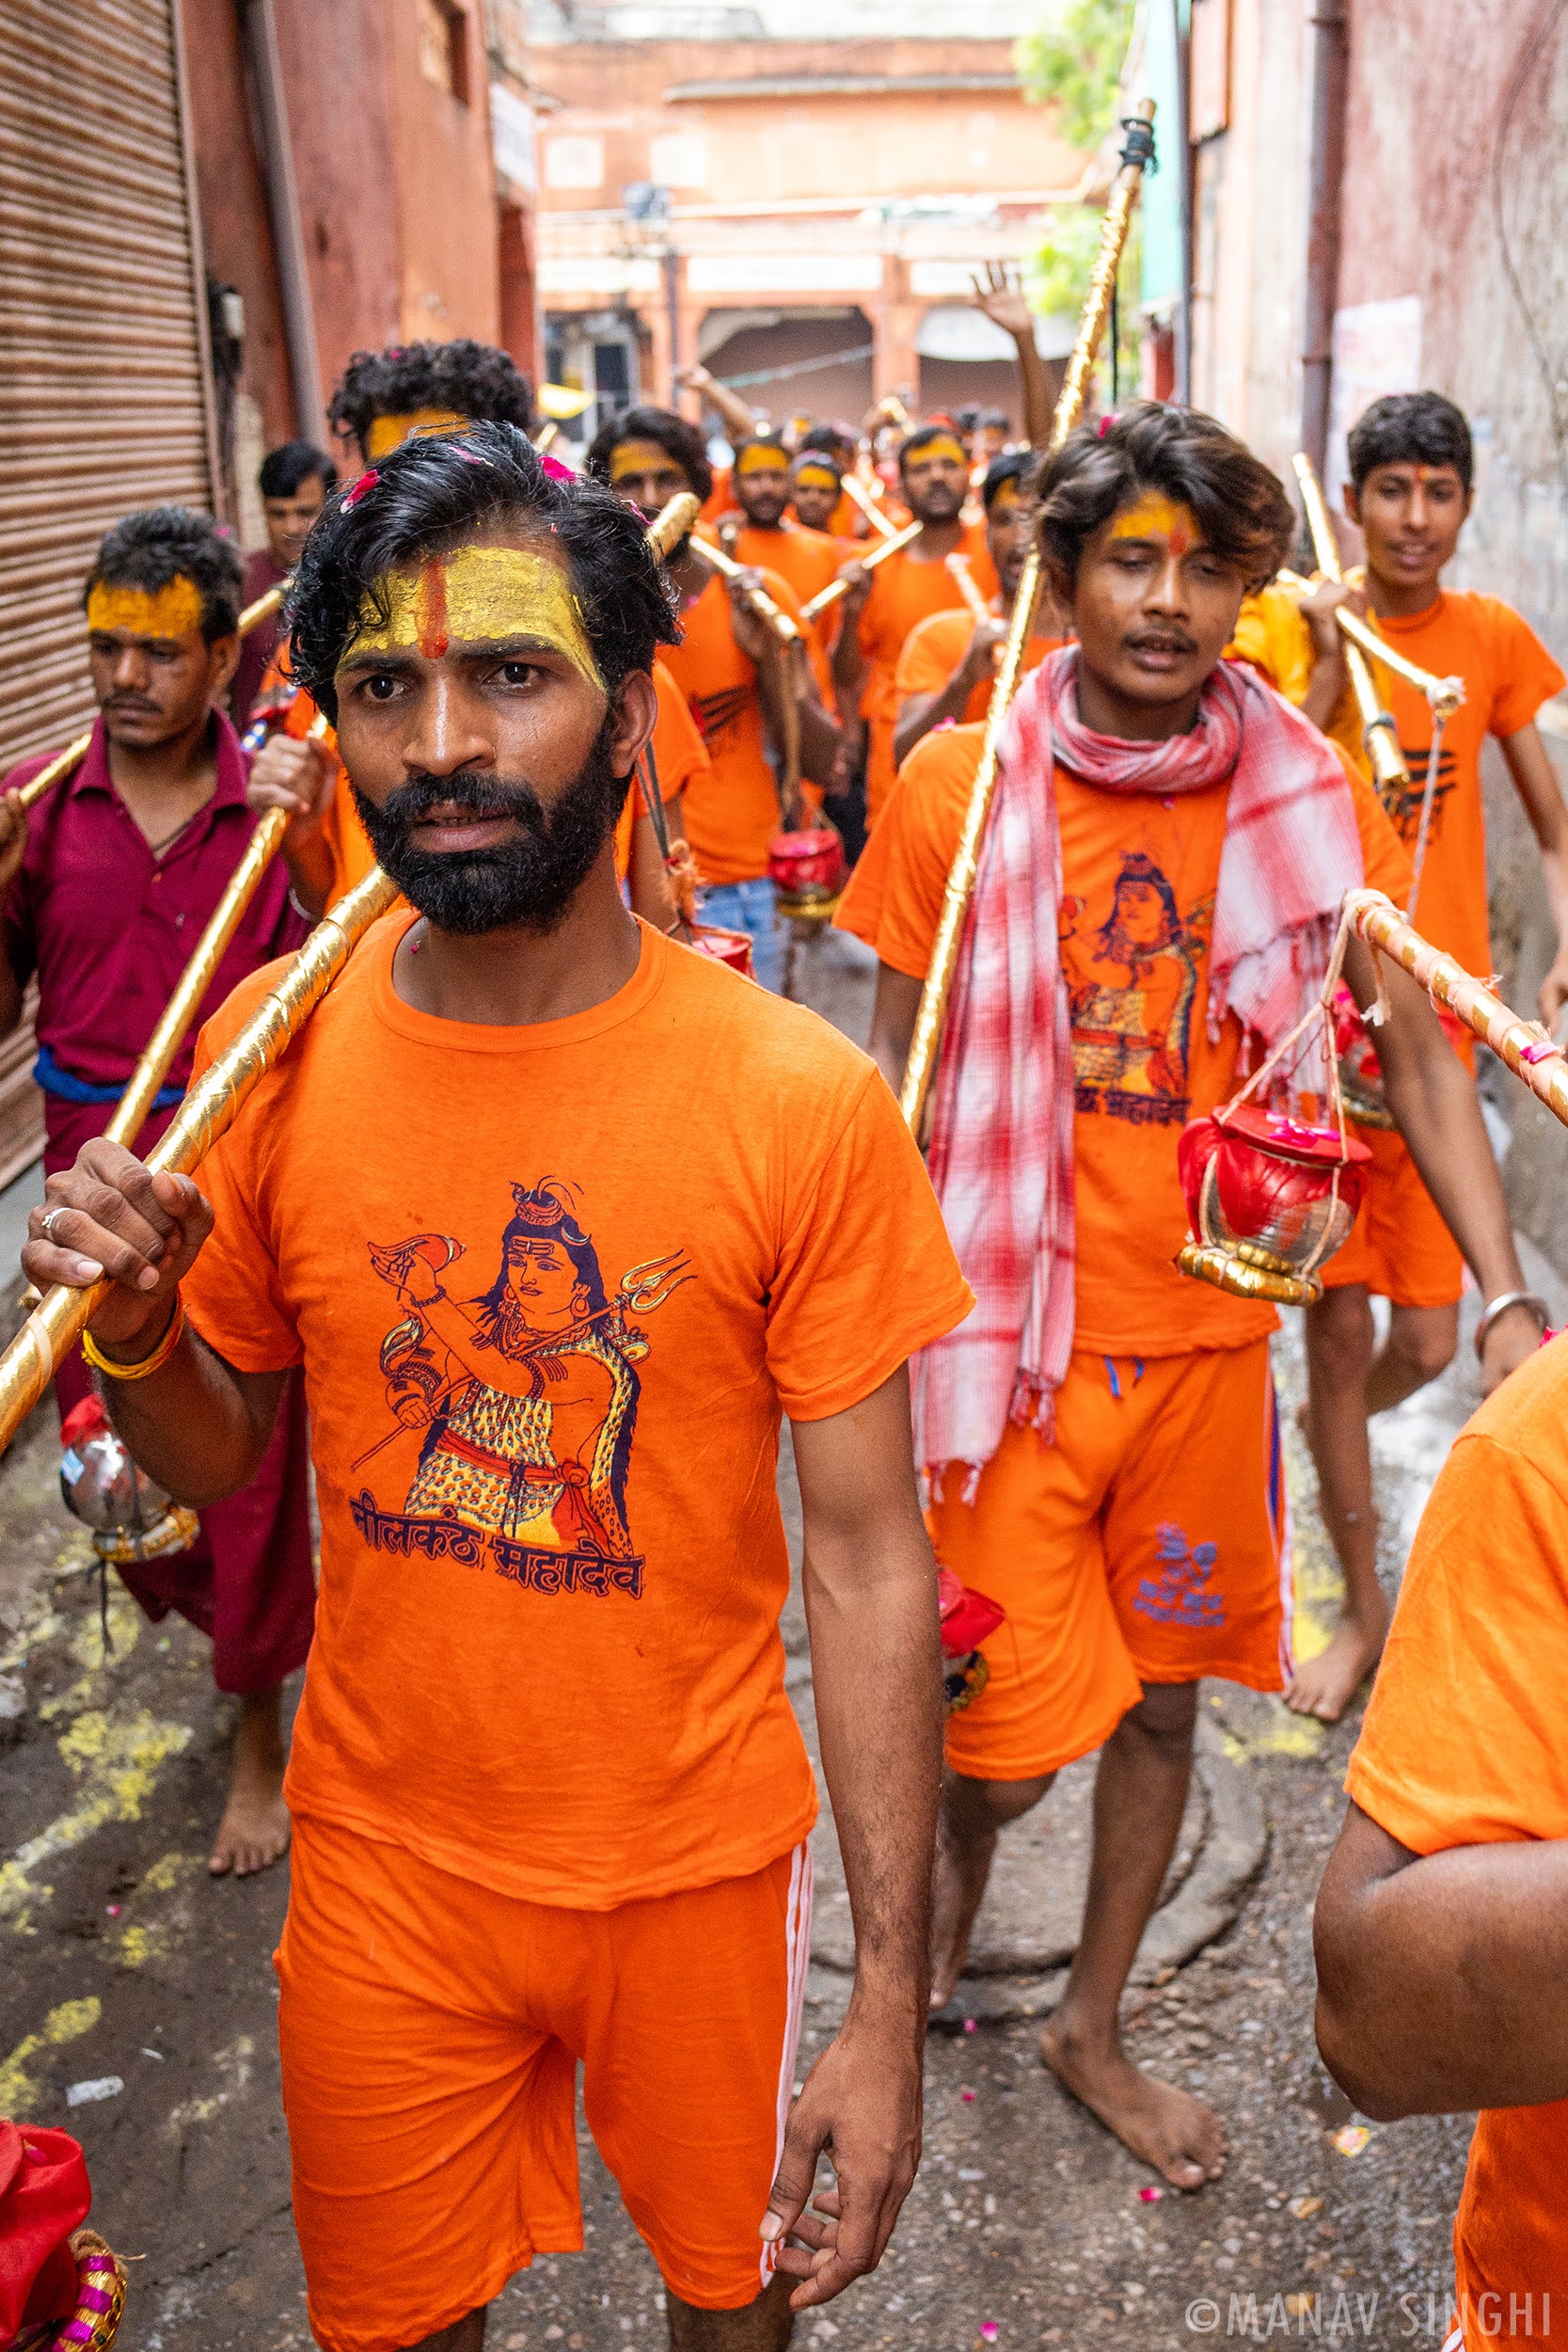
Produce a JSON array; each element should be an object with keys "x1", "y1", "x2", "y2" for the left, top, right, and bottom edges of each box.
[
  {"x1": 490, "y1": 84, "x2": 536, "y2": 194},
  {"x1": 1326, "y1": 295, "x2": 1423, "y2": 501}
]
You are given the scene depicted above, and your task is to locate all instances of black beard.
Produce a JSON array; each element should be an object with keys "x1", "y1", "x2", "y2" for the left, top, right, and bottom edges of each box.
[{"x1": 352, "y1": 723, "x2": 628, "y2": 936}]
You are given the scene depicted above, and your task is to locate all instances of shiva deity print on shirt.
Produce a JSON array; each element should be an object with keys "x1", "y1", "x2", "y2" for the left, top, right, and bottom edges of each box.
[
  {"x1": 1061, "y1": 850, "x2": 1215, "y2": 1128},
  {"x1": 348, "y1": 1179, "x2": 690, "y2": 1597}
]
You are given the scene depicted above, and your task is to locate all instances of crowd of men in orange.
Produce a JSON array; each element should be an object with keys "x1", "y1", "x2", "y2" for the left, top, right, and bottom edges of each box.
[{"x1": 5, "y1": 313, "x2": 1568, "y2": 2352}]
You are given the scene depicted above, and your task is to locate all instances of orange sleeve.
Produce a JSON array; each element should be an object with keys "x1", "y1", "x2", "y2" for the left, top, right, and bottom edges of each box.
[
  {"x1": 649, "y1": 660, "x2": 711, "y2": 800},
  {"x1": 832, "y1": 782, "x2": 902, "y2": 947},
  {"x1": 895, "y1": 612, "x2": 967, "y2": 701},
  {"x1": 1346, "y1": 1351, "x2": 1568, "y2": 1854},
  {"x1": 765, "y1": 1063, "x2": 973, "y2": 1420},
  {"x1": 1336, "y1": 742, "x2": 1415, "y2": 903},
  {"x1": 871, "y1": 732, "x2": 976, "y2": 979},
  {"x1": 1483, "y1": 599, "x2": 1567, "y2": 739},
  {"x1": 1226, "y1": 587, "x2": 1315, "y2": 706}
]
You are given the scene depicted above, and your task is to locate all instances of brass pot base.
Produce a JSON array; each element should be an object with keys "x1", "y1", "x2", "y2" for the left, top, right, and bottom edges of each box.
[{"x1": 1177, "y1": 1240, "x2": 1323, "y2": 1308}]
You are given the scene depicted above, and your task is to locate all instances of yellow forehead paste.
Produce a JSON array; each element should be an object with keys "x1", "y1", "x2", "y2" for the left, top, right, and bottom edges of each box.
[
  {"x1": 736, "y1": 444, "x2": 790, "y2": 477},
  {"x1": 347, "y1": 546, "x2": 604, "y2": 690},
  {"x1": 87, "y1": 578, "x2": 205, "y2": 639},
  {"x1": 1108, "y1": 494, "x2": 1202, "y2": 555},
  {"x1": 909, "y1": 435, "x2": 968, "y2": 469},
  {"x1": 364, "y1": 408, "x2": 469, "y2": 460},
  {"x1": 793, "y1": 462, "x2": 840, "y2": 492},
  {"x1": 609, "y1": 439, "x2": 682, "y2": 485}
]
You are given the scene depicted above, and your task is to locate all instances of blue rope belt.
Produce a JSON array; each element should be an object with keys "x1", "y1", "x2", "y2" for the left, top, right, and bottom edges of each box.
[{"x1": 34, "y1": 1041, "x2": 182, "y2": 1112}]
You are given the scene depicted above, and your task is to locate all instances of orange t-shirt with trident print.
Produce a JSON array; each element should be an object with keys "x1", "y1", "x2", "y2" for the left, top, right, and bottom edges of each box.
[
  {"x1": 841, "y1": 718, "x2": 1411, "y2": 1359},
  {"x1": 179, "y1": 914, "x2": 973, "y2": 1911}
]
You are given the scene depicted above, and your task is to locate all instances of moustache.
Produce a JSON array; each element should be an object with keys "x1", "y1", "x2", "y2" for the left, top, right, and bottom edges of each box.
[{"x1": 378, "y1": 771, "x2": 549, "y2": 837}]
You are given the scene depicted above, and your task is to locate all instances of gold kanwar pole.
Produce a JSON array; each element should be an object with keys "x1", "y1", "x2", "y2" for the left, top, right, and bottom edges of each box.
[
  {"x1": 842, "y1": 472, "x2": 898, "y2": 541},
  {"x1": 944, "y1": 551, "x2": 993, "y2": 625},
  {"x1": 800, "y1": 519, "x2": 924, "y2": 621},
  {"x1": 15, "y1": 579, "x2": 293, "y2": 813},
  {"x1": 898, "y1": 99, "x2": 1156, "y2": 1135},
  {"x1": 644, "y1": 490, "x2": 701, "y2": 561},
  {"x1": 0, "y1": 862, "x2": 401, "y2": 1451},
  {"x1": 1288, "y1": 455, "x2": 1415, "y2": 806},
  {"x1": 689, "y1": 537, "x2": 803, "y2": 643},
  {"x1": 1343, "y1": 887, "x2": 1568, "y2": 1123}
]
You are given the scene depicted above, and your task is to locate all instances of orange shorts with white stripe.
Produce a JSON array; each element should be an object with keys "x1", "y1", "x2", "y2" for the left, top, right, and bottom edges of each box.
[
  {"x1": 934, "y1": 1341, "x2": 1289, "y2": 1784},
  {"x1": 277, "y1": 1817, "x2": 813, "y2": 2351}
]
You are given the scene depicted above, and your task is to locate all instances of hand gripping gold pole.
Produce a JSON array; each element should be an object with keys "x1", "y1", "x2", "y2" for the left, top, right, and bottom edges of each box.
[
  {"x1": 1288, "y1": 454, "x2": 1414, "y2": 806},
  {"x1": 799, "y1": 519, "x2": 924, "y2": 622},
  {"x1": 1343, "y1": 887, "x2": 1568, "y2": 1124},
  {"x1": 898, "y1": 99, "x2": 1157, "y2": 1135},
  {"x1": 1276, "y1": 565, "x2": 1464, "y2": 714},
  {"x1": 0, "y1": 860, "x2": 401, "y2": 1451},
  {"x1": 689, "y1": 536, "x2": 802, "y2": 643},
  {"x1": 15, "y1": 580, "x2": 293, "y2": 813}
]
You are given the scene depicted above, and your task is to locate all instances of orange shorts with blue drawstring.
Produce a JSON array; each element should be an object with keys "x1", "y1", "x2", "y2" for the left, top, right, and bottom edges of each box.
[{"x1": 932, "y1": 1341, "x2": 1290, "y2": 1783}]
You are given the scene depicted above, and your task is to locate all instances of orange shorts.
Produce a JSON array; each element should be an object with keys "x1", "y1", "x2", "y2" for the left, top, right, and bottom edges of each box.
[
  {"x1": 1320, "y1": 1120, "x2": 1464, "y2": 1308},
  {"x1": 934, "y1": 1341, "x2": 1289, "y2": 1783},
  {"x1": 277, "y1": 1818, "x2": 813, "y2": 2352}
]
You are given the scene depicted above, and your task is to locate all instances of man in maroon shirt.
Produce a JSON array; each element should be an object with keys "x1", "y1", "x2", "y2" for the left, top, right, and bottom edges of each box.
[
  {"x1": 230, "y1": 441, "x2": 337, "y2": 729},
  {"x1": 0, "y1": 505, "x2": 315, "y2": 1878}
]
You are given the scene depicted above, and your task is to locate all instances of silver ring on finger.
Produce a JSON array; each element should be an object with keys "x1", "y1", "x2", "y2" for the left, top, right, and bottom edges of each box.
[{"x1": 40, "y1": 1207, "x2": 68, "y2": 1239}]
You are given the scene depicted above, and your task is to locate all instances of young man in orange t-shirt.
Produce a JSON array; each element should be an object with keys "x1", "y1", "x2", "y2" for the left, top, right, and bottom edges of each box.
[
  {"x1": 586, "y1": 405, "x2": 841, "y2": 992},
  {"x1": 892, "y1": 452, "x2": 1065, "y2": 768},
  {"x1": 27, "y1": 425, "x2": 973, "y2": 2352},
  {"x1": 1287, "y1": 392, "x2": 1568, "y2": 1724},
  {"x1": 837, "y1": 402, "x2": 1540, "y2": 2194},
  {"x1": 1315, "y1": 1331, "x2": 1568, "y2": 2344},
  {"x1": 832, "y1": 423, "x2": 999, "y2": 828}
]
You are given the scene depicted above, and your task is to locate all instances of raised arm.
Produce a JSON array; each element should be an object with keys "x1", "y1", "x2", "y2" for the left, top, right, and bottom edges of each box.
[
  {"x1": 1315, "y1": 1800, "x2": 1568, "y2": 2118},
  {"x1": 763, "y1": 1364, "x2": 942, "y2": 2309},
  {"x1": 674, "y1": 361, "x2": 759, "y2": 445},
  {"x1": 20, "y1": 1137, "x2": 286, "y2": 1503},
  {"x1": 968, "y1": 265, "x2": 1050, "y2": 450},
  {"x1": 1343, "y1": 942, "x2": 1538, "y2": 1386}
]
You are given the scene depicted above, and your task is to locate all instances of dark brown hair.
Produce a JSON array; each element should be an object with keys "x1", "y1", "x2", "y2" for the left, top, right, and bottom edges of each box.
[{"x1": 1037, "y1": 403, "x2": 1295, "y2": 595}]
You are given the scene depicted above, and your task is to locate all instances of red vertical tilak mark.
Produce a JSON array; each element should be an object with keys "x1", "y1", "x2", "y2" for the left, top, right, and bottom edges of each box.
[{"x1": 417, "y1": 560, "x2": 450, "y2": 658}]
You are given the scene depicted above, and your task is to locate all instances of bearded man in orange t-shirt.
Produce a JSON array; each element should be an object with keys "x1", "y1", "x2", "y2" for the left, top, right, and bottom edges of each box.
[
  {"x1": 705, "y1": 432, "x2": 845, "y2": 664},
  {"x1": 832, "y1": 422, "x2": 998, "y2": 827},
  {"x1": 26, "y1": 424, "x2": 973, "y2": 2352},
  {"x1": 838, "y1": 402, "x2": 1541, "y2": 2195},
  {"x1": 1284, "y1": 392, "x2": 1568, "y2": 1724}
]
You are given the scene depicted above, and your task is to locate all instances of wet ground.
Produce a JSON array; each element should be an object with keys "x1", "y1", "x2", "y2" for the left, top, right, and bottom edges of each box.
[{"x1": 2, "y1": 925, "x2": 1548, "y2": 2352}]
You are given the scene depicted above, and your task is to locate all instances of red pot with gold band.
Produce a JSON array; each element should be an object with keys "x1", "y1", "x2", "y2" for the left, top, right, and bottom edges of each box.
[
  {"x1": 682, "y1": 923, "x2": 754, "y2": 977},
  {"x1": 767, "y1": 824, "x2": 848, "y2": 917},
  {"x1": 1176, "y1": 1102, "x2": 1370, "y2": 1307},
  {"x1": 938, "y1": 1563, "x2": 1006, "y2": 1715}
]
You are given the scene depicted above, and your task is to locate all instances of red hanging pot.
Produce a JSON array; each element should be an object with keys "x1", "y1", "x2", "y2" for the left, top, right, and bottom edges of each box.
[
  {"x1": 768, "y1": 824, "x2": 848, "y2": 915},
  {"x1": 1177, "y1": 1102, "x2": 1370, "y2": 1304},
  {"x1": 937, "y1": 1564, "x2": 1006, "y2": 1716},
  {"x1": 681, "y1": 923, "x2": 754, "y2": 977}
]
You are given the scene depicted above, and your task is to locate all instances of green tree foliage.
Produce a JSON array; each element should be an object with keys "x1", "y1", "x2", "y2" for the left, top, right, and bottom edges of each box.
[{"x1": 1015, "y1": 0, "x2": 1137, "y2": 150}]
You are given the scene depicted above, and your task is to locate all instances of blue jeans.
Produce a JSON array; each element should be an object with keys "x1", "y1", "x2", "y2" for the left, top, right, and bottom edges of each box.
[{"x1": 699, "y1": 876, "x2": 785, "y2": 993}]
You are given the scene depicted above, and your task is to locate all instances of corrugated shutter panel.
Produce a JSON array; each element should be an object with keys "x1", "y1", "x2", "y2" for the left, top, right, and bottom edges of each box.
[{"x1": 0, "y1": 0, "x2": 215, "y2": 1188}]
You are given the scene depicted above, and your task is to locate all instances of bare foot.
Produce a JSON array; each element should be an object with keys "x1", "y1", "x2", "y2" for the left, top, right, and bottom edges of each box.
[
  {"x1": 1038, "y1": 2013, "x2": 1227, "y2": 2191},
  {"x1": 1284, "y1": 1600, "x2": 1389, "y2": 1723},
  {"x1": 209, "y1": 1687, "x2": 291, "y2": 1877}
]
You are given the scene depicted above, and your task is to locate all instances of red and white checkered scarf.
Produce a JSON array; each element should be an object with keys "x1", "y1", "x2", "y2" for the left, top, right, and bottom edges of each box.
[{"x1": 914, "y1": 644, "x2": 1366, "y2": 1489}]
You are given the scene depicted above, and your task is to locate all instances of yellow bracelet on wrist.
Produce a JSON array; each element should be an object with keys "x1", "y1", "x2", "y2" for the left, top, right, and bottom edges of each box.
[{"x1": 83, "y1": 1296, "x2": 186, "y2": 1383}]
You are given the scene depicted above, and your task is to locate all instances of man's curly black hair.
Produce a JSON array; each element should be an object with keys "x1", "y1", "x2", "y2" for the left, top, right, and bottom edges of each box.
[
  {"x1": 327, "y1": 339, "x2": 536, "y2": 459},
  {"x1": 84, "y1": 505, "x2": 243, "y2": 642},
  {"x1": 582, "y1": 405, "x2": 714, "y2": 507},
  {"x1": 1036, "y1": 403, "x2": 1295, "y2": 596},
  {"x1": 286, "y1": 422, "x2": 679, "y2": 723},
  {"x1": 1347, "y1": 390, "x2": 1473, "y2": 496}
]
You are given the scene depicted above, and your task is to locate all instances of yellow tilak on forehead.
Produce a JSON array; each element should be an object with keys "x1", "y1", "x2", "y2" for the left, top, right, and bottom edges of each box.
[
  {"x1": 609, "y1": 439, "x2": 680, "y2": 484},
  {"x1": 736, "y1": 444, "x2": 789, "y2": 477},
  {"x1": 364, "y1": 408, "x2": 469, "y2": 460},
  {"x1": 345, "y1": 545, "x2": 605, "y2": 691},
  {"x1": 908, "y1": 435, "x2": 968, "y2": 469},
  {"x1": 1108, "y1": 493, "x2": 1202, "y2": 555},
  {"x1": 793, "y1": 462, "x2": 840, "y2": 492},
  {"x1": 86, "y1": 578, "x2": 205, "y2": 640}
]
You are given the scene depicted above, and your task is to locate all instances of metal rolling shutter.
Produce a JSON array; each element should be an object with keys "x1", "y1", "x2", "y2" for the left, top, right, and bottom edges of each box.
[{"x1": 0, "y1": 0, "x2": 218, "y2": 1187}]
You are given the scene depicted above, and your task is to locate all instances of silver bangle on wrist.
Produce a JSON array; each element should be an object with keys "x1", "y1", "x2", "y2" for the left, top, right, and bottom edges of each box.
[{"x1": 1474, "y1": 1290, "x2": 1550, "y2": 1361}]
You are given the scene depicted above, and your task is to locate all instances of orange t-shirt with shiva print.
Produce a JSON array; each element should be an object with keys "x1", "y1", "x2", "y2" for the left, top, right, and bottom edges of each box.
[
  {"x1": 843, "y1": 721, "x2": 1411, "y2": 1358},
  {"x1": 894, "y1": 608, "x2": 1063, "y2": 724},
  {"x1": 1347, "y1": 1334, "x2": 1568, "y2": 2340},
  {"x1": 660, "y1": 567, "x2": 832, "y2": 888},
  {"x1": 611, "y1": 659, "x2": 711, "y2": 883},
  {"x1": 179, "y1": 915, "x2": 974, "y2": 1911},
  {"x1": 856, "y1": 525, "x2": 999, "y2": 825}
]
